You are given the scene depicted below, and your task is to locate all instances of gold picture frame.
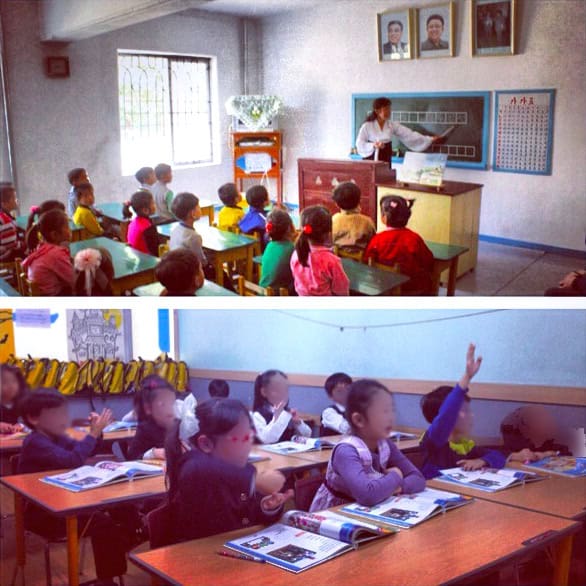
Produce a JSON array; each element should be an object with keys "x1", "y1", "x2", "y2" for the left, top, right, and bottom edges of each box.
[
  {"x1": 378, "y1": 7, "x2": 413, "y2": 62},
  {"x1": 471, "y1": 0, "x2": 516, "y2": 56},
  {"x1": 416, "y1": 2, "x2": 455, "y2": 59}
]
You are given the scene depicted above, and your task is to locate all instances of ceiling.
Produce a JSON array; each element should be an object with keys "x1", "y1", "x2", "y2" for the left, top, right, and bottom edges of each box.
[{"x1": 194, "y1": 0, "x2": 338, "y2": 17}]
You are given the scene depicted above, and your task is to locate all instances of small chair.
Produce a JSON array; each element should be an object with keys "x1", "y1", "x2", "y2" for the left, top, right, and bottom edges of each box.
[
  {"x1": 17, "y1": 271, "x2": 40, "y2": 296},
  {"x1": 158, "y1": 243, "x2": 169, "y2": 257},
  {"x1": 236, "y1": 276, "x2": 288, "y2": 297},
  {"x1": 294, "y1": 473, "x2": 326, "y2": 512},
  {"x1": 147, "y1": 502, "x2": 174, "y2": 549}
]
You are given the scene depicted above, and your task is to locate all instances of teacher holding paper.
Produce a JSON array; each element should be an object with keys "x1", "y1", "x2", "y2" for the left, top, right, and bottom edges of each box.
[{"x1": 356, "y1": 97, "x2": 442, "y2": 162}]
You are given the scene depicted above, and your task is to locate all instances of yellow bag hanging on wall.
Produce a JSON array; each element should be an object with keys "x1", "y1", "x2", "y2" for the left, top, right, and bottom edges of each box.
[
  {"x1": 100, "y1": 360, "x2": 125, "y2": 394},
  {"x1": 43, "y1": 359, "x2": 61, "y2": 388},
  {"x1": 24, "y1": 356, "x2": 48, "y2": 388},
  {"x1": 57, "y1": 362, "x2": 80, "y2": 396}
]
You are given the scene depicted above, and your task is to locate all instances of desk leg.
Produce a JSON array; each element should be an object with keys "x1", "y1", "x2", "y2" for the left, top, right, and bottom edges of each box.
[
  {"x1": 10, "y1": 493, "x2": 25, "y2": 586},
  {"x1": 120, "y1": 221, "x2": 129, "y2": 243},
  {"x1": 446, "y1": 258, "x2": 459, "y2": 296},
  {"x1": 206, "y1": 207, "x2": 215, "y2": 225},
  {"x1": 214, "y1": 256, "x2": 224, "y2": 286},
  {"x1": 551, "y1": 534, "x2": 573, "y2": 586},
  {"x1": 245, "y1": 248, "x2": 253, "y2": 283},
  {"x1": 66, "y1": 515, "x2": 80, "y2": 586}
]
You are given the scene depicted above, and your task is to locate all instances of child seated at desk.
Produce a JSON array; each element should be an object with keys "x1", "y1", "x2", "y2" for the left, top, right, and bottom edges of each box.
[
  {"x1": 320, "y1": 372, "x2": 352, "y2": 436},
  {"x1": 22, "y1": 209, "x2": 74, "y2": 295},
  {"x1": 170, "y1": 192, "x2": 205, "y2": 262},
  {"x1": 25, "y1": 200, "x2": 65, "y2": 252},
  {"x1": 239, "y1": 185, "x2": 269, "y2": 241},
  {"x1": 72, "y1": 183, "x2": 115, "y2": 238},
  {"x1": 500, "y1": 405, "x2": 571, "y2": 461},
  {"x1": 66, "y1": 167, "x2": 89, "y2": 217},
  {"x1": 135, "y1": 166, "x2": 156, "y2": 192},
  {"x1": 331, "y1": 182, "x2": 376, "y2": 253},
  {"x1": 73, "y1": 247, "x2": 114, "y2": 296},
  {"x1": 0, "y1": 363, "x2": 27, "y2": 434},
  {"x1": 252, "y1": 370, "x2": 312, "y2": 444},
  {"x1": 363, "y1": 195, "x2": 434, "y2": 295},
  {"x1": 310, "y1": 379, "x2": 425, "y2": 511},
  {"x1": 290, "y1": 205, "x2": 349, "y2": 296},
  {"x1": 209, "y1": 379, "x2": 230, "y2": 398},
  {"x1": 155, "y1": 248, "x2": 205, "y2": 296},
  {"x1": 259, "y1": 208, "x2": 295, "y2": 294},
  {"x1": 165, "y1": 398, "x2": 292, "y2": 544},
  {"x1": 0, "y1": 182, "x2": 26, "y2": 262},
  {"x1": 151, "y1": 163, "x2": 175, "y2": 222},
  {"x1": 128, "y1": 375, "x2": 179, "y2": 460},
  {"x1": 124, "y1": 190, "x2": 160, "y2": 256},
  {"x1": 419, "y1": 344, "x2": 506, "y2": 479},
  {"x1": 18, "y1": 389, "x2": 141, "y2": 586},
  {"x1": 217, "y1": 182, "x2": 245, "y2": 231}
]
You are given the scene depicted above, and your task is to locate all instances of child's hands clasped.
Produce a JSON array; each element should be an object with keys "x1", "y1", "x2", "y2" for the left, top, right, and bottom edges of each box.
[
  {"x1": 0, "y1": 422, "x2": 21, "y2": 435},
  {"x1": 290, "y1": 408, "x2": 302, "y2": 425},
  {"x1": 261, "y1": 489, "x2": 294, "y2": 512},
  {"x1": 459, "y1": 343, "x2": 482, "y2": 390},
  {"x1": 457, "y1": 458, "x2": 486, "y2": 471},
  {"x1": 256, "y1": 470, "x2": 287, "y2": 495},
  {"x1": 88, "y1": 408, "x2": 114, "y2": 438}
]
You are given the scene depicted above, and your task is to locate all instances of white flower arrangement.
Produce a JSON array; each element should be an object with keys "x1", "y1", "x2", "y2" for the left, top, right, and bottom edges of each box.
[{"x1": 225, "y1": 95, "x2": 283, "y2": 131}]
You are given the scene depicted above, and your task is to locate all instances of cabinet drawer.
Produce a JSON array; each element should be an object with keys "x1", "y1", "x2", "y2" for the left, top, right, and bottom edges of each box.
[
  {"x1": 300, "y1": 169, "x2": 371, "y2": 192},
  {"x1": 300, "y1": 190, "x2": 338, "y2": 215}
]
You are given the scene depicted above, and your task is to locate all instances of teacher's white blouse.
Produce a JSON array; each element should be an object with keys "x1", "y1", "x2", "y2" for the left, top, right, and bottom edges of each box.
[{"x1": 356, "y1": 120, "x2": 433, "y2": 158}]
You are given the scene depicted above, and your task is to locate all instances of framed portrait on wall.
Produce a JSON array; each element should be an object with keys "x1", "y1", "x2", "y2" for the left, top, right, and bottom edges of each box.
[
  {"x1": 471, "y1": 0, "x2": 516, "y2": 56},
  {"x1": 378, "y1": 8, "x2": 413, "y2": 62},
  {"x1": 417, "y1": 2, "x2": 455, "y2": 58}
]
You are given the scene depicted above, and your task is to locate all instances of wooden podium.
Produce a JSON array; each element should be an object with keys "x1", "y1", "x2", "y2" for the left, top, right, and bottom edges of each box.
[
  {"x1": 297, "y1": 158, "x2": 393, "y2": 220},
  {"x1": 232, "y1": 131, "x2": 282, "y2": 203}
]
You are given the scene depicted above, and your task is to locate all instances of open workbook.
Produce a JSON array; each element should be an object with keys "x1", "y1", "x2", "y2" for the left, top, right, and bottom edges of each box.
[
  {"x1": 436, "y1": 467, "x2": 543, "y2": 492},
  {"x1": 522, "y1": 456, "x2": 586, "y2": 478},
  {"x1": 103, "y1": 421, "x2": 138, "y2": 433},
  {"x1": 225, "y1": 509, "x2": 394, "y2": 573},
  {"x1": 41, "y1": 460, "x2": 163, "y2": 492},
  {"x1": 259, "y1": 437, "x2": 336, "y2": 455},
  {"x1": 339, "y1": 487, "x2": 473, "y2": 529}
]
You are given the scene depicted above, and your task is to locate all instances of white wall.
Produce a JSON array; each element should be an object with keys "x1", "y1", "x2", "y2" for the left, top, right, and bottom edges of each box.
[
  {"x1": 178, "y1": 309, "x2": 586, "y2": 388},
  {"x1": 261, "y1": 0, "x2": 586, "y2": 251},
  {"x1": 2, "y1": 1, "x2": 253, "y2": 212}
]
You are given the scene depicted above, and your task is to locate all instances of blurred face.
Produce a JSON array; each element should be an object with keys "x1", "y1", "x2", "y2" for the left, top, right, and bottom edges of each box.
[
  {"x1": 453, "y1": 400, "x2": 474, "y2": 437},
  {"x1": 2, "y1": 189, "x2": 18, "y2": 212},
  {"x1": 73, "y1": 171, "x2": 90, "y2": 186},
  {"x1": 148, "y1": 197, "x2": 156, "y2": 216},
  {"x1": 30, "y1": 404, "x2": 69, "y2": 437},
  {"x1": 194, "y1": 265, "x2": 205, "y2": 291},
  {"x1": 146, "y1": 170, "x2": 156, "y2": 185},
  {"x1": 52, "y1": 217, "x2": 72, "y2": 244},
  {"x1": 1, "y1": 370, "x2": 21, "y2": 404},
  {"x1": 260, "y1": 374, "x2": 289, "y2": 408},
  {"x1": 202, "y1": 414, "x2": 255, "y2": 468},
  {"x1": 388, "y1": 23, "x2": 403, "y2": 45},
  {"x1": 160, "y1": 170, "x2": 173, "y2": 184},
  {"x1": 351, "y1": 389, "x2": 395, "y2": 442},
  {"x1": 146, "y1": 387, "x2": 176, "y2": 430},
  {"x1": 80, "y1": 188, "x2": 95, "y2": 206},
  {"x1": 427, "y1": 18, "x2": 444, "y2": 42},
  {"x1": 191, "y1": 204, "x2": 202, "y2": 222},
  {"x1": 375, "y1": 105, "x2": 391, "y2": 121},
  {"x1": 523, "y1": 406, "x2": 557, "y2": 445},
  {"x1": 332, "y1": 382, "x2": 351, "y2": 407}
]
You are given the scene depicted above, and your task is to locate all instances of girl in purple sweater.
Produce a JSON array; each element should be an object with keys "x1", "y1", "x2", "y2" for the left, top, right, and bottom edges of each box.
[{"x1": 310, "y1": 380, "x2": 425, "y2": 511}]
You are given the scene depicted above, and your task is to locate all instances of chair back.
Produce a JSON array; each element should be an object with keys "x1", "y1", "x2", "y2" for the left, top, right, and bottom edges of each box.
[
  {"x1": 294, "y1": 473, "x2": 325, "y2": 511},
  {"x1": 158, "y1": 243, "x2": 170, "y2": 257},
  {"x1": 147, "y1": 502, "x2": 174, "y2": 549}
]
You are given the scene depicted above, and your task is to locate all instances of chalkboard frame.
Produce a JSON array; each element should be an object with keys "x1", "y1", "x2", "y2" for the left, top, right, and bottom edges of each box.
[
  {"x1": 351, "y1": 91, "x2": 491, "y2": 170},
  {"x1": 492, "y1": 88, "x2": 555, "y2": 176}
]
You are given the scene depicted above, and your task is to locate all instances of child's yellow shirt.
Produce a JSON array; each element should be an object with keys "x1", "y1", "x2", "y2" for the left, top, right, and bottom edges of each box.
[
  {"x1": 73, "y1": 205, "x2": 103, "y2": 236},
  {"x1": 217, "y1": 206, "x2": 245, "y2": 231}
]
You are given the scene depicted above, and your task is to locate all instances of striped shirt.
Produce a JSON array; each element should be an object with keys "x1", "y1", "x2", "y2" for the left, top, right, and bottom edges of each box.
[{"x1": 0, "y1": 209, "x2": 18, "y2": 255}]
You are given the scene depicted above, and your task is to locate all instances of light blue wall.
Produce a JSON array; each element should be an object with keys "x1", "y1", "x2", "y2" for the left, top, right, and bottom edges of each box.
[{"x1": 178, "y1": 309, "x2": 586, "y2": 387}]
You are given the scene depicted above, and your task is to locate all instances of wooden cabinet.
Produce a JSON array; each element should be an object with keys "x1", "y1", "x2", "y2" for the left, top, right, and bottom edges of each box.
[
  {"x1": 297, "y1": 158, "x2": 394, "y2": 221},
  {"x1": 232, "y1": 131, "x2": 282, "y2": 202},
  {"x1": 377, "y1": 180, "x2": 483, "y2": 278}
]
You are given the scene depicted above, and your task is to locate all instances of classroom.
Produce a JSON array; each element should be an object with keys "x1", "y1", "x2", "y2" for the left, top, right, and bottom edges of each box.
[
  {"x1": 0, "y1": 306, "x2": 585, "y2": 585},
  {"x1": 0, "y1": 0, "x2": 585, "y2": 297}
]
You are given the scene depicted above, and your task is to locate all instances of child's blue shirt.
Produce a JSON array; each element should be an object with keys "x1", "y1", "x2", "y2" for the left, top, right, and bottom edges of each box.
[{"x1": 239, "y1": 208, "x2": 266, "y2": 234}]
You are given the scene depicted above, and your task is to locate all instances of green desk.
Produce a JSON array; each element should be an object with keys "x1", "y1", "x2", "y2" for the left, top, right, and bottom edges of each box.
[
  {"x1": 253, "y1": 255, "x2": 409, "y2": 296},
  {"x1": 158, "y1": 223, "x2": 260, "y2": 286},
  {"x1": 425, "y1": 240, "x2": 469, "y2": 296},
  {"x1": 69, "y1": 237, "x2": 159, "y2": 295},
  {"x1": 0, "y1": 276, "x2": 20, "y2": 296},
  {"x1": 15, "y1": 215, "x2": 87, "y2": 242},
  {"x1": 133, "y1": 279, "x2": 238, "y2": 297},
  {"x1": 100, "y1": 198, "x2": 215, "y2": 242}
]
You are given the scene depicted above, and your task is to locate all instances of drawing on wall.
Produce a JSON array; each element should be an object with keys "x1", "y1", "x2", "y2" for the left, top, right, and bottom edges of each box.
[
  {"x1": 352, "y1": 92, "x2": 490, "y2": 169},
  {"x1": 67, "y1": 309, "x2": 132, "y2": 362},
  {"x1": 471, "y1": 0, "x2": 516, "y2": 56}
]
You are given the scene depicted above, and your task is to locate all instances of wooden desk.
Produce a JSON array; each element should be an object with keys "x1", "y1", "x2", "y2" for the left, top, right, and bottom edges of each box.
[
  {"x1": 158, "y1": 223, "x2": 259, "y2": 286},
  {"x1": 133, "y1": 279, "x2": 238, "y2": 297},
  {"x1": 252, "y1": 256, "x2": 409, "y2": 296},
  {"x1": 1, "y1": 471, "x2": 166, "y2": 586},
  {"x1": 377, "y1": 180, "x2": 482, "y2": 279},
  {"x1": 426, "y1": 240, "x2": 469, "y2": 296},
  {"x1": 129, "y1": 500, "x2": 579, "y2": 586},
  {"x1": 69, "y1": 237, "x2": 159, "y2": 295},
  {"x1": 15, "y1": 215, "x2": 87, "y2": 242},
  {"x1": 429, "y1": 469, "x2": 586, "y2": 521},
  {"x1": 100, "y1": 200, "x2": 214, "y2": 242}
]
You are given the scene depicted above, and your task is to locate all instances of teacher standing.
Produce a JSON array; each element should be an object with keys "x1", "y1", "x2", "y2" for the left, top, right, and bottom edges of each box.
[{"x1": 356, "y1": 97, "x2": 441, "y2": 161}]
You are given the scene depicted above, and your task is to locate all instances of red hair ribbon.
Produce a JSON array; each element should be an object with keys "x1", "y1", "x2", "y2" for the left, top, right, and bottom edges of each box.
[
  {"x1": 30, "y1": 205, "x2": 41, "y2": 214},
  {"x1": 266, "y1": 222, "x2": 273, "y2": 233},
  {"x1": 303, "y1": 224, "x2": 313, "y2": 235}
]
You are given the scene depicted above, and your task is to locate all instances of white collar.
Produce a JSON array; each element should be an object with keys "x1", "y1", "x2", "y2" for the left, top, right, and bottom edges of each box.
[{"x1": 334, "y1": 402, "x2": 346, "y2": 412}]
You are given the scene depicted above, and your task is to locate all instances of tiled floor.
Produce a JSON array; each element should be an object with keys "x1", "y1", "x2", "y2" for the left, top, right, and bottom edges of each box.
[{"x1": 443, "y1": 241, "x2": 583, "y2": 296}]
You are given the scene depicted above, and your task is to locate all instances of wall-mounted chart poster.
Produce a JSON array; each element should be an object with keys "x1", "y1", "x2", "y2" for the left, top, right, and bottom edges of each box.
[{"x1": 493, "y1": 89, "x2": 555, "y2": 175}]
